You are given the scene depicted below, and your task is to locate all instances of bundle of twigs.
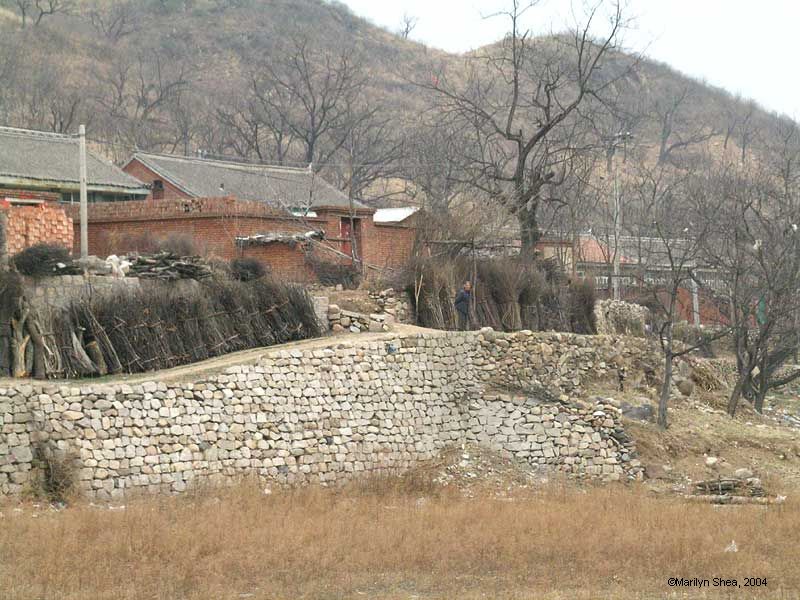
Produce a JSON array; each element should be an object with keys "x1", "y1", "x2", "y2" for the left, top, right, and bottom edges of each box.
[
  {"x1": 48, "y1": 276, "x2": 321, "y2": 377},
  {"x1": 407, "y1": 256, "x2": 589, "y2": 333}
]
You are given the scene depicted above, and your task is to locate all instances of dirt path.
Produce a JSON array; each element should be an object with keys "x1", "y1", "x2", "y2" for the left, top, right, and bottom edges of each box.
[{"x1": 0, "y1": 324, "x2": 434, "y2": 387}]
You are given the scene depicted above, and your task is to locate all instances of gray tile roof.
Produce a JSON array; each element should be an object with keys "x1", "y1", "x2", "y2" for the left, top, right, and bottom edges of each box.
[
  {"x1": 0, "y1": 127, "x2": 149, "y2": 194},
  {"x1": 129, "y1": 152, "x2": 366, "y2": 210}
]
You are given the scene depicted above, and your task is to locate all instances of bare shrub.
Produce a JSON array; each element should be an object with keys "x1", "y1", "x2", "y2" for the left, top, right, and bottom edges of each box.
[
  {"x1": 157, "y1": 233, "x2": 199, "y2": 257},
  {"x1": 30, "y1": 442, "x2": 78, "y2": 503},
  {"x1": 407, "y1": 256, "x2": 588, "y2": 333},
  {"x1": 568, "y1": 279, "x2": 597, "y2": 334},
  {"x1": 230, "y1": 257, "x2": 267, "y2": 281},
  {"x1": 12, "y1": 243, "x2": 71, "y2": 277},
  {"x1": 306, "y1": 255, "x2": 361, "y2": 289}
]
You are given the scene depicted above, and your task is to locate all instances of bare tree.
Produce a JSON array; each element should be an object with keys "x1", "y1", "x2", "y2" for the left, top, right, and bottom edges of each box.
[
  {"x1": 93, "y1": 49, "x2": 193, "y2": 153},
  {"x1": 251, "y1": 38, "x2": 367, "y2": 168},
  {"x1": 419, "y1": 0, "x2": 629, "y2": 257},
  {"x1": 625, "y1": 162, "x2": 725, "y2": 428},
  {"x1": 652, "y1": 86, "x2": 718, "y2": 165},
  {"x1": 86, "y1": 0, "x2": 142, "y2": 43},
  {"x1": 736, "y1": 100, "x2": 757, "y2": 165},
  {"x1": 4, "y1": 0, "x2": 73, "y2": 27},
  {"x1": 399, "y1": 13, "x2": 417, "y2": 39},
  {"x1": 702, "y1": 167, "x2": 800, "y2": 415}
]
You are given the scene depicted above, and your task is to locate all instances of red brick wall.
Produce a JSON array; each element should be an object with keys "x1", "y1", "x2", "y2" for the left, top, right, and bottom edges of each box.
[
  {"x1": 241, "y1": 244, "x2": 317, "y2": 283},
  {"x1": 65, "y1": 198, "x2": 326, "y2": 281},
  {"x1": 0, "y1": 199, "x2": 73, "y2": 256},
  {"x1": 1, "y1": 189, "x2": 62, "y2": 203},
  {"x1": 363, "y1": 222, "x2": 416, "y2": 271}
]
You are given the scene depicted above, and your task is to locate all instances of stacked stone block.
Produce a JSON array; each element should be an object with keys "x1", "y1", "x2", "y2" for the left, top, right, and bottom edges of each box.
[{"x1": 0, "y1": 330, "x2": 649, "y2": 499}]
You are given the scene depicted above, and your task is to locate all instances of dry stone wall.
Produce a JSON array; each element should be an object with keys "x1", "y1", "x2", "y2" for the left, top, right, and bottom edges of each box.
[
  {"x1": 24, "y1": 274, "x2": 140, "y2": 312},
  {"x1": 0, "y1": 330, "x2": 651, "y2": 499}
]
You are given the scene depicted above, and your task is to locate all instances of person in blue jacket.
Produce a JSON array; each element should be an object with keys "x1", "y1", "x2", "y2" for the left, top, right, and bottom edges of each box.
[{"x1": 454, "y1": 281, "x2": 472, "y2": 331}]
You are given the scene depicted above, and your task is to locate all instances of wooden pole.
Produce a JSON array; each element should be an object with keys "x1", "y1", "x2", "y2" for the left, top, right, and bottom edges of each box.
[{"x1": 79, "y1": 124, "x2": 88, "y2": 259}]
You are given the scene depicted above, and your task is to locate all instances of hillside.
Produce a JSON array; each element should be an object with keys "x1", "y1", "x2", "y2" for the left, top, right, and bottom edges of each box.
[{"x1": 0, "y1": 0, "x2": 787, "y2": 199}]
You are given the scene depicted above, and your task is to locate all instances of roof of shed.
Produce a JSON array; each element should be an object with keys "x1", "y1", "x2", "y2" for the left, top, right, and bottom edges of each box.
[
  {"x1": 373, "y1": 206, "x2": 419, "y2": 223},
  {"x1": 0, "y1": 127, "x2": 149, "y2": 194},
  {"x1": 128, "y1": 152, "x2": 365, "y2": 210}
]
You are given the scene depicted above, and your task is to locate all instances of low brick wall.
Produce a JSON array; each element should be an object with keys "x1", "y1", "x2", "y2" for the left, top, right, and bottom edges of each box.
[{"x1": 0, "y1": 329, "x2": 652, "y2": 499}]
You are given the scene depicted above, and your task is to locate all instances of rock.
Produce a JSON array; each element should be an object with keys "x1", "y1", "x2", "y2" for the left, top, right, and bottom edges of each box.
[
  {"x1": 620, "y1": 402, "x2": 654, "y2": 422},
  {"x1": 734, "y1": 468, "x2": 754, "y2": 480},
  {"x1": 10, "y1": 446, "x2": 33, "y2": 463},
  {"x1": 705, "y1": 456, "x2": 719, "y2": 468}
]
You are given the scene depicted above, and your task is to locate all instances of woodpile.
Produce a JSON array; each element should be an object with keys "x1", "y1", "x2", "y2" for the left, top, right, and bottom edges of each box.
[
  {"x1": 693, "y1": 477, "x2": 766, "y2": 498},
  {"x1": 0, "y1": 270, "x2": 322, "y2": 379},
  {"x1": 125, "y1": 252, "x2": 213, "y2": 280}
]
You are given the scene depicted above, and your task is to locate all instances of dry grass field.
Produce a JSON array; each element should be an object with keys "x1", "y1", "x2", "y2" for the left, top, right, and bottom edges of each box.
[{"x1": 1, "y1": 475, "x2": 797, "y2": 600}]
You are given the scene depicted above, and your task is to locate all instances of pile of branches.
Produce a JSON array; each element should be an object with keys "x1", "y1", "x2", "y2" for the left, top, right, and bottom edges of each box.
[
  {"x1": 125, "y1": 252, "x2": 213, "y2": 280},
  {"x1": 406, "y1": 256, "x2": 595, "y2": 333},
  {"x1": 12, "y1": 244, "x2": 81, "y2": 278},
  {"x1": 694, "y1": 478, "x2": 765, "y2": 497},
  {"x1": 1, "y1": 275, "x2": 321, "y2": 378}
]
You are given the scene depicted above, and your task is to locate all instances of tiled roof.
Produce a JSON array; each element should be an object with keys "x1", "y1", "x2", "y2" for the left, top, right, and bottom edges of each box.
[
  {"x1": 129, "y1": 152, "x2": 365, "y2": 210},
  {"x1": 0, "y1": 127, "x2": 148, "y2": 194}
]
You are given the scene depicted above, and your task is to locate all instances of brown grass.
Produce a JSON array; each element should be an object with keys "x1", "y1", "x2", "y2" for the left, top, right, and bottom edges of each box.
[{"x1": 1, "y1": 478, "x2": 797, "y2": 599}]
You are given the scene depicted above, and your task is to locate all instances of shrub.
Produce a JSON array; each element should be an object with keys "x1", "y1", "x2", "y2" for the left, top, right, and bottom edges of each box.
[
  {"x1": 31, "y1": 442, "x2": 78, "y2": 503},
  {"x1": 230, "y1": 257, "x2": 267, "y2": 281},
  {"x1": 406, "y1": 256, "x2": 575, "y2": 332},
  {"x1": 307, "y1": 256, "x2": 362, "y2": 289},
  {"x1": 12, "y1": 243, "x2": 72, "y2": 277},
  {"x1": 157, "y1": 233, "x2": 199, "y2": 256},
  {"x1": 568, "y1": 279, "x2": 597, "y2": 334}
]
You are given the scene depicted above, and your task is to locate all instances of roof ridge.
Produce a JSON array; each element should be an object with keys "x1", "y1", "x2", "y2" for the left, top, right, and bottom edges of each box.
[
  {"x1": 0, "y1": 126, "x2": 77, "y2": 142},
  {"x1": 134, "y1": 151, "x2": 310, "y2": 173}
]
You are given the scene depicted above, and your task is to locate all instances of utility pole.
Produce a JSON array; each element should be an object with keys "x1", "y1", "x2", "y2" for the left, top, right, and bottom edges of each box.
[
  {"x1": 610, "y1": 131, "x2": 633, "y2": 301},
  {"x1": 79, "y1": 124, "x2": 88, "y2": 260},
  {"x1": 612, "y1": 171, "x2": 621, "y2": 301}
]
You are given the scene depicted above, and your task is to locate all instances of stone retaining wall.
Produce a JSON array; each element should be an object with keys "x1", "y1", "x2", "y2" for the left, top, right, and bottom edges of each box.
[
  {"x1": 0, "y1": 329, "x2": 653, "y2": 499},
  {"x1": 24, "y1": 274, "x2": 140, "y2": 311}
]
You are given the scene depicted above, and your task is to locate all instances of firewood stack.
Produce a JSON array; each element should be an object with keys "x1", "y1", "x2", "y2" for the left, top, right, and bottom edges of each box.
[
  {"x1": 125, "y1": 252, "x2": 213, "y2": 281},
  {"x1": 693, "y1": 477, "x2": 766, "y2": 498}
]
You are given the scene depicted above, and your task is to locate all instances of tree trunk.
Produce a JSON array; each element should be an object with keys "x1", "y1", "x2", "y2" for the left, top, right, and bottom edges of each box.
[
  {"x1": 728, "y1": 377, "x2": 745, "y2": 416},
  {"x1": 518, "y1": 204, "x2": 540, "y2": 259},
  {"x1": 10, "y1": 307, "x2": 30, "y2": 378},
  {"x1": 26, "y1": 317, "x2": 48, "y2": 380},
  {"x1": 658, "y1": 349, "x2": 672, "y2": 429}
]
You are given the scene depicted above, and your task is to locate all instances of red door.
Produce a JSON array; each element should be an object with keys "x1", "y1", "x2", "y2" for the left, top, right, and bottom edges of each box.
[{"x1": 341, "y1": 217, "x2": 353, "y2": 257}]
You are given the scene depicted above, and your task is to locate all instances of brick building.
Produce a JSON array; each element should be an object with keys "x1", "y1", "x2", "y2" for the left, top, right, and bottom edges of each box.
[
  {"x1": 0, "y1": 126, "x2": 148, "y2": 259},
  {"x1": 104, "y1": 152, "x2": 418, "y2": 281}
]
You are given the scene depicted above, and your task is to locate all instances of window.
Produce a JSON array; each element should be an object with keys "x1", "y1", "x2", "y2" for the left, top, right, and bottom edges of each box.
[{"x1": 152, "y1": 179, "x2": 164, "y2": 200}]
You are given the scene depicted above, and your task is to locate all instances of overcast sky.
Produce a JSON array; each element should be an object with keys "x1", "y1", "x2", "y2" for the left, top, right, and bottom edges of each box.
[{"x1": 340, "y1": 0, "x2": 799, "y2": 119}]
